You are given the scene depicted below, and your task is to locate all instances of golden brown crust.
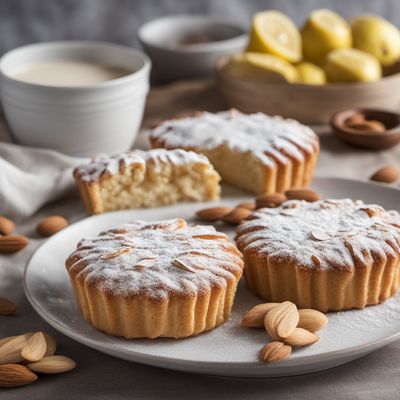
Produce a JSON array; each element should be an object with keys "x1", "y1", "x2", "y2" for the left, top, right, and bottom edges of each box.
[
  {"x1": 236, "y1": 199, "x2": 400, "y2": 311},
  {"x1": 74, "y1": 180, "x2": 102, "y2": 214},
  {"x1": 241, "y1": 249, "x2": 400, "y2": 312},
  {"x1": 66, "y1": 219, "x2": 244, "y2": 338}
]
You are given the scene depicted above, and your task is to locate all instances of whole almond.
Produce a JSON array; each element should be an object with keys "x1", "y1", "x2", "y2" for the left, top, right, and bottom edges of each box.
[
  {"x1": 0, "y1": 336, "x2": 16, "y2": 348},
  {"x1": 222, "y1": 207, "x2": 252, "y2": 225},
  {"x1": 298, "y1": 309, "x2": 328, "y2": 332},
  {"x1": 0, "y1": 298, "x2": 18, "y2": 316},
  {"x1": 27, "y1": 355, "x2": 76, "y2": 374},
  {"x1": 195, "y1": 207, "x2": 232, "y2": 222},
  {"x1": 0, "y1": 216, "x2": 15, "y2": 235},
  {"x1": 345, "y1": 113, "x2": 365, "y2": 126},
  {"x1": 285, "y1": 189, "x2": 321, "y2": 202},
  {"x1": 0, "y1": 364, "x2": 38, "y2": 387},
  {"x1": 370, "y1": 166, "x2": 400, "y2": 184},
  {"x1": 241, "y1": 303, "x2": 280, "y2": 328},
  {"x1": 346, "y1": 120, "x2": 386, "y2": 133},
  {"x1": 260, "y1": 341, "x2": 292, "y2": 363},
  {"x1": 0, "y1": 333, "x2": 33, "y2": 365},
  {"x1": 0, "y1": 235, "x2": 29, "y2": 254},
  {"x1": 21, "y1": 332, "x2": 47, "y2": 362},
  {"x1": 282, "y1": 328, "x2": 319, "y2": 347},
  {"x1": 36, "y1": 216, "x2": 69, "y2": 237},
  {"x1": 256, "y1": 193, "x2": 287, "y2": 209},
  {"x1": 43, "y1": 333, "x2": 57, "y2": 357},
  {"x1": 264, "y1": 301, "x2": 299, "y2": 339},
  {"x1": 237, "y1": 202, "x2": 256, "y2": 211},
  {"x1": 0, "y1": 332, "x2": 33, "y2": 350}
]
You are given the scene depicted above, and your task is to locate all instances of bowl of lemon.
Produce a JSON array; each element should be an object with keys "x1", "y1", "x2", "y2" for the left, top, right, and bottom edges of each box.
[{"x1": 216, "y1": 9, "x2": 400, "y2": 124}]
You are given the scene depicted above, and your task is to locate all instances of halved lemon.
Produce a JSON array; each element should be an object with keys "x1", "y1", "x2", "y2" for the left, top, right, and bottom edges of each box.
[
  {"x1": 224, "y1": 52, "x2": 299, "y2": 83},
  {"x1": 324, "y1": 48, "x2": 382, "y2": 83},
  {"x1": 302, "y1": 9, "x2": 352, "y2": 65},
  {"x1": 296, "y1": 62, "x2": 326, "y2": 84},
  {"x1": 246, "y1": 11, "x2": 302, "y2": 63},
  {"x1": 352, "y1": 15, "x2": 400, "y2": 66}
]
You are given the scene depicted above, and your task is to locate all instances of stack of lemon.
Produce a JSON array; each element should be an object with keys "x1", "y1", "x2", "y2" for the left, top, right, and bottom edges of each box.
[{"x1": 225, "y1": 9, "x2": 400, "y2": 84}]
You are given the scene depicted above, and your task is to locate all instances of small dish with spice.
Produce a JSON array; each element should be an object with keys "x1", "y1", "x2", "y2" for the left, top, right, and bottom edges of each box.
[{"x1": 330, "y1": 108, "x2": 400, "y2": 150}]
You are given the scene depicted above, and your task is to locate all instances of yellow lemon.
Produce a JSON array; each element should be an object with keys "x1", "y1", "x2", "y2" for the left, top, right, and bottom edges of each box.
[
  {"x1": 324, "y1": 48, "x2": 382, "y2": 83},
  {"x1": 246, "y1": 11, "x2": 302, "y2": 63},
  {"x1": 224, "y1": 52, "x2": 299, "y2": 83},
  {"x1": 301, "y1": 9, "x2": 352, "y2": 65},
  {"x1": 296, "y1": 62, "x2": 326, "y2": 84},
  {"x1": 351, "y1": 15, "x2": 400, "y2": 66}
]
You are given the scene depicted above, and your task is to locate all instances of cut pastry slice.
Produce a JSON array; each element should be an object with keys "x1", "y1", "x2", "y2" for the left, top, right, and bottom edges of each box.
[
  {"x1": 150, "y1": 110, "x2": 319, "y2": 195},
  {"x1": 74, "y1": 148, "x2": 221, "y2": 214}
]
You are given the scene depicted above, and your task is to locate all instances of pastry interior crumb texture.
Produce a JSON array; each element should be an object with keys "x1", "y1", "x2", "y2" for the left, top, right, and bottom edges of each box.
[
  {"x1": 150, "y1": 110, "x2": 320, "y2": 195},
  {"x1": 73, "y1": 148, "x2": 221, "y2": 214}
]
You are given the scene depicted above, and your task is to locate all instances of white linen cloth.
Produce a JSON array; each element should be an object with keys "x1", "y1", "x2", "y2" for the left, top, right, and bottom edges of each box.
[
  {"x1": 0, "y1": 117, "x2": 87, "y2": 220},
  {"x1": 0, "y1": 142, "x2": 86, "y2": 220}
]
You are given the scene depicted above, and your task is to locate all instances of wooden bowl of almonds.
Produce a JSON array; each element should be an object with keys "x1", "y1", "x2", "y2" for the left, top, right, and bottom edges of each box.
[{"x1": 330, "y1": 108, "x2": 400, "y2": 150}]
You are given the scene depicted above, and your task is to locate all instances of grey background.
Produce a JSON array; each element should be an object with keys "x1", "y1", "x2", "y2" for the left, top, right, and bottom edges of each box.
[{"x1": 0, "y1": 0, "x2": 400, "y2": 55}]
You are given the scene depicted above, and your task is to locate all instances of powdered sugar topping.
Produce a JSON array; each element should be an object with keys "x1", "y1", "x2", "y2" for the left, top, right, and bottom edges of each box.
[
  {"x1": 151, "y1": 110, "x2": 318, "y2": 167},
  {"x1": 74, "y1": 148, "x2": 212, "y2": 182},
  {"x1": 236, "y1": 199, "x2": 400, "y2": 271},
  {"x1": 66, "y1": 219, "x2": 243, "y2": 300}
]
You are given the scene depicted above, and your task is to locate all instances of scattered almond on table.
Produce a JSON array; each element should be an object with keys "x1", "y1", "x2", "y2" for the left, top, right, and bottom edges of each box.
[
  {"x1": 241, "y1": 300, "x2": 328, "y2": 363},
  {"x1": 36, "y1": 215, "x2": 69, "y2": 237},
  {"x1": 370, "y1": 165, "x2": 400, "y2": 184},
  {"x1": 0, "y1": 216, "x2": 15, "y2": 236},
  {"x1": 0, "y1": 298, "x2": 18, "y2": 316},
  {"x1": 0, "y1": 331, "x2": 76, "y2": 388},
  {"x1": 0, "y1": 215, "x2": 70, "y2": 255},
  {"x1": 0, "y1": 364, "x2": 38, "y2": 388},
  {"x1": 0, "y1": 235, "x2": 29, "y2": 254}
]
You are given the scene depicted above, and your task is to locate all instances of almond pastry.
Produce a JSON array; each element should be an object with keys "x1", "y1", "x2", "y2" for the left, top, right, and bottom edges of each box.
[
  {"x1": 150, "y1": 110, "x2": 319, "y2": 195},
  {"x1": 236, "y1": 199, "x2": 400, "y2": 311},
  {"x1": 74, "y1": 149, "x2": 220, "y2": 214},
  {"x1": 66, "y1": 218, "x2": 243, "y2": 338}
]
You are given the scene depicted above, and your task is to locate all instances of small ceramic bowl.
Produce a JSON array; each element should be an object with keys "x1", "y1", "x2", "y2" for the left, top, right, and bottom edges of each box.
[
  {"x1": 138, "y1": 15, "x2": 247, "y2": 84},
  {"x1": 330, "y1": 108, "x2": 400, "y2": 150},
  {"x1": 0, "y1": 41, "x2": 151, "y2": 157}
]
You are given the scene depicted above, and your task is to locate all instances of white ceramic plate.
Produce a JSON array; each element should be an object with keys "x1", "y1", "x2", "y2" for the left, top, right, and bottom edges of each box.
[{"x1": 24, "y1": 177, "x2": 400, "y2": 377}]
